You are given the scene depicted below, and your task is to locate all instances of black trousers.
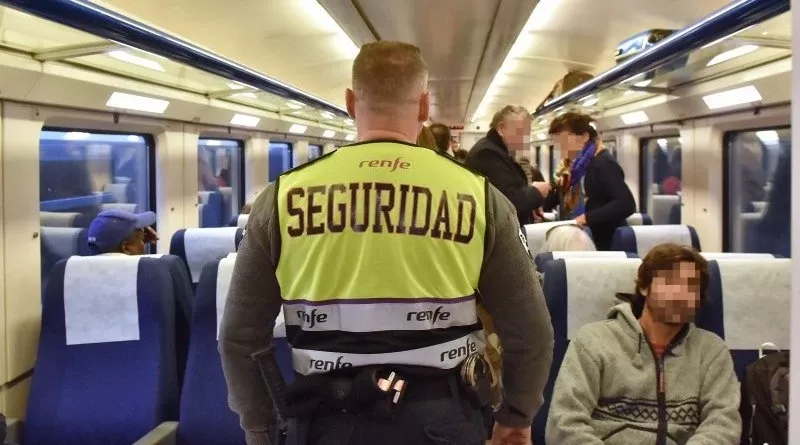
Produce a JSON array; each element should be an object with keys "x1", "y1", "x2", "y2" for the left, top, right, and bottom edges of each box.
[{"x1": 286, "y1": 391, "x2": 488, "y2": 445}]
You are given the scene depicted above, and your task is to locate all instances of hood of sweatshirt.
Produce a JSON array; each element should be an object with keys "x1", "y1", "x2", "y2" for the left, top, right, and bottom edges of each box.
[{"x1": 605, "y1": 303, "x2": 692, "y2": 369}]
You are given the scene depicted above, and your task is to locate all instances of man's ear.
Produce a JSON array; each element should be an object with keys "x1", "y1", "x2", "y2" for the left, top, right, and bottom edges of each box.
[
  {"x1": 418, "y1": 90, "x2": 430, "y2": 123},
  {"x1": 345, "y1": 88, "x2": 356, "y2": 120}
]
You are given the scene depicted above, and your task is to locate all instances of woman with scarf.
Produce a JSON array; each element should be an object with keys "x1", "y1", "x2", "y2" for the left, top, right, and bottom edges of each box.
[{"x1": 546, "y1": 112, "x2": 636, "y2": 250}]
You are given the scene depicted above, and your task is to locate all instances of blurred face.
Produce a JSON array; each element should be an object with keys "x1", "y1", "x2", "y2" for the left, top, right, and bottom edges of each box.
[
  {"x1": 121, "y1": 226, "x2": 159, "y2": 255},
  {"x1": 497, "y1": 117, "x2": 531, "y2": 152},
  {"x1": 640, "y1": 262, "x2": 702, "y2": 325},
  {"x1": 552, "y1": 131, "x2": 590, "y2": 159}
]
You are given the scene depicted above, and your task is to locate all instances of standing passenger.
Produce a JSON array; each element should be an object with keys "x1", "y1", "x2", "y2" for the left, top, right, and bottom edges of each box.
[
  {"x1": 219, "y1": 41, "x2": 554, "y2": 445},
  {"x1": 466, "y1": 105, "x2": 552, "y2": 226},
  {"x1": 548, "y1": 112, "x2": 636, "y2": 250},
  {"x1": 429, "y1": 122, "x2": 454, "y2": 156},
  {"x1": 546, "y1": 243, "x2": 741, "y2": 444}
]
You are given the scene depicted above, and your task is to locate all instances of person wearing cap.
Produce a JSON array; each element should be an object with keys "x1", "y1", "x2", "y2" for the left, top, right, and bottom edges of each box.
[{"x1": 87, "y1": 209, "x2": 159, "y2": 255}]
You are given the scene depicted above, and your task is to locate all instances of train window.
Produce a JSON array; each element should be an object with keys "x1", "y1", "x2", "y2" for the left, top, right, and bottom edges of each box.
[
  {"x1": 39, "y1": 129, "x2": 154, "y2": 287},
  {"x1": 603, "y1": 139, "x2": 618, "y2": 159},
  {"x1": 724, "y1": 128, "x2": 790, "y2": 256},
  {"x1": 198, "y1": 139, "x2": 244, "y2": 227},
  {"x1": 269, "y1": 142, "x2": 293, "y2": 181},
  {"x1": 640, "y1": 136, "x2": 682, "y2": 224},
  {"x1": 308, "y1": 144, "x2": 323, "y2": 161}
]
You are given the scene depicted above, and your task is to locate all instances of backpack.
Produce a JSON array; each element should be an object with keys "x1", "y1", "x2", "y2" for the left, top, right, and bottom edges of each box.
[
  {"x1": 534, "y1": 70, "x2": 594, "y2": 112},
  {"x1": 741, "y1": 343, "x2": 789, "y2": 445}
]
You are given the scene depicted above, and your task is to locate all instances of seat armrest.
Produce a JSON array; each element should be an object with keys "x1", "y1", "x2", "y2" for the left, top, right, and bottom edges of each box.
[
  {"x1": 131, "y1": 421, "x2": 178, "y2": 445},
  {"x1": 6, "y1": 418, "x2": 22, "y2": 444}
]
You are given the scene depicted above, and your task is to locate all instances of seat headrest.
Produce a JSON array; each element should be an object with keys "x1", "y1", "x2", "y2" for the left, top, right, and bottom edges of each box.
[
  {"x1": 713, "y1": 259, "x2": 790, "y2": 350},
  {"x1": 40, "y1": 211, "x2": 80, "y2": 228},
  {"x1": 629, "y1": 225, "x2": 698, "y2": 257},
  {"x1": 701, "y1": 252, "x2": 774, "y2": 260},
  {"x1": 544, "y1": 257, "x2": 641, "y2": 339},
  {"x1": 237, "y1": 214, "x2": 249, "y2": 228},
  {"x1": 63, "y1": 255, "x2": 144, "y2": 345},
  {"x1": 215, "y1": 256, "x2": 285, "y2": 340},
  {"x1": 183, "y1": 227, "x2": 239, "y2": 282},
  {"x1": 41, "y1": 227, "x2": 85, "y2": 258}
]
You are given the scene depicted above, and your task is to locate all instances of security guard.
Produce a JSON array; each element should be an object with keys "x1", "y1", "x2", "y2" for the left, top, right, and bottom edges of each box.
[{"x1": 219, "y1": 41, "x2": 554, "y2": 445}]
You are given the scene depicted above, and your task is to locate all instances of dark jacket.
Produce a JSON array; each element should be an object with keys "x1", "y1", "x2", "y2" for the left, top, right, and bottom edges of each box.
[
  {"x1": 546, "y1": 150, "x2": 636, "y2": 250},
  {"x1": 466, "y1": 130, "x2": 545, "y2": 225}
]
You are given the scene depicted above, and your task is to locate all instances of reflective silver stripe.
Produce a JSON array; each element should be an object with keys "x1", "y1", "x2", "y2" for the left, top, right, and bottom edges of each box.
[
  {"x1": 292, "y1": 332, "x2": 486, "y2": 375},
  {"x1": 282, "y1": 298, "x2": 477, "y2": 332}
]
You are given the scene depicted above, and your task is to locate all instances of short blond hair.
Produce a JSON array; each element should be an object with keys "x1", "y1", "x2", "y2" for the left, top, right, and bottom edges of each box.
[
  {"x1": 490, "y1": 105, "x2": 532, "y2": 130},
  {"x1": 352, "y1": 41, "x2": 428, "y2": 110}
]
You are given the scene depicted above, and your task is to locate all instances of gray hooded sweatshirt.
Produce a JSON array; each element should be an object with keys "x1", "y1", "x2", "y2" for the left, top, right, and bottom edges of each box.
[{"x1": 546, "y1": 303, "x2": 741, "y2": 445}]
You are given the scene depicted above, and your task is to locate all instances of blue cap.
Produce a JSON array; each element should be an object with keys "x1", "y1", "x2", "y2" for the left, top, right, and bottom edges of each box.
[{"x1": 88, "y1": 209, "x2": 157, "y2": 253}]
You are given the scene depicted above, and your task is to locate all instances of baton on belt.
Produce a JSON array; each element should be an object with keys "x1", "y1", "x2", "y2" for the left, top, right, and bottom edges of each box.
[{"x1": 251, "y1": 346, "x2": 289, "y2": 445}]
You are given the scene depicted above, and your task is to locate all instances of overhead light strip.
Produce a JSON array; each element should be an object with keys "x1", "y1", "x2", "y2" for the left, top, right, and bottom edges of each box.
[
  {"x1": 106, "y1": 91, "x2": 169, "y2": 114},
  {"x1": 702, "y1": 85, "x2": 762, "y2": 109}
]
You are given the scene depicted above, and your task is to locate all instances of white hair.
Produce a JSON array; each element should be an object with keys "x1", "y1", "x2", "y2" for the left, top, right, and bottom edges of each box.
[{"x1": 542, "y1": 224, "x2": 596, "y2": 252}]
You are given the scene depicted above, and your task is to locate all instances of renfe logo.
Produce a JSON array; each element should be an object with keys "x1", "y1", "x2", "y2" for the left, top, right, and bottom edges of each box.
[
  {"x1": 359, "y1": 157, "x2": 410, "y2": 172},
  {"x1": 309, "y1": 356, "x2": 353, "y2": 371},
  {"x1": 297, "y1": 309, "x2": 328, "y2": 328},
  {"x1": 440, "y1": 337, "x2": 478, "y2": 362},
  {"x1": 407, "y1": 306, "x2": 451, "y2": 323}
]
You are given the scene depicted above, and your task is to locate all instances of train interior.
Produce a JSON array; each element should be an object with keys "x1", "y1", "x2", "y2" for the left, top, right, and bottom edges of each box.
[{"x1": 0, "y1": 0, "x2": 795, "y2": 444}]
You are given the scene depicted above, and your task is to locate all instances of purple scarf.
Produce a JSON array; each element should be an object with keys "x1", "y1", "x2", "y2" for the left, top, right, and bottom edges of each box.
[{"x1": 569, "y1": 140, "x2": 597, "y2": 187}]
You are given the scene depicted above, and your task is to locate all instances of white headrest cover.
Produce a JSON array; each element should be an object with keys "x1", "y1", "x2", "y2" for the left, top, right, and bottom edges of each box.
[
  {"x1": 215, "y1": 256, "x2": 285, "y2": 340},
  {"x1": 64, "y1": 256, "x2": 142, "y2": 345},
  {"x1": 701, "y1": 252, "x2": 773, "y2": 260},
  {"x1": 237, "y1": 214, "x2": 249, "y2": 229},
  {"x1": 718, "y1": 259, "x2": 790, "y2": 350},
  {"x1": 552, "y1": 251, "x2": 628, "y2": 260},
  {"x1": 626, "y1": 213, "x2": 644, "y2": 225},
  {"x1": 631, "y1": 225, "x2": 692, "y2": 257},
  {"x1": 565, "y1": 258, "x2": 641, "y2": 338},
  {"x1": 41, "y1": 227, "x2": 83, "y2": 258},
  {"x1": 185, "y1": 227, "x2": 238, "y2": 282}
]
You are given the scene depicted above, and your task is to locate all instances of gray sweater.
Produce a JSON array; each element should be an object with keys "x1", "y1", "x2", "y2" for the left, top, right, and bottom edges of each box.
[
  {"x1": 219, "y1": 170, "x2": 554, "y2": 444},
  {"x1": 546, "y1": 303, "x2": 741, "y2": 445}
]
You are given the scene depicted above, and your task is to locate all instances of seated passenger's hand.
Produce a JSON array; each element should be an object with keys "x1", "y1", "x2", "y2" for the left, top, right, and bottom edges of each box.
[
  {"x1": 144, "y1": 226, "x2": 159, "y2": 244},
  {"x1": 532, "y1": 181, "x2": 551, "y2": 197},
  {"x1": 532, "y1": 207, "x2": 544, "y2": 223},
  {"x1": 492, "y1": 423, "x2": 531, "y2": 445},
  {"x1": 575, "y1": 214, "x2": 587, "y2": 227}
]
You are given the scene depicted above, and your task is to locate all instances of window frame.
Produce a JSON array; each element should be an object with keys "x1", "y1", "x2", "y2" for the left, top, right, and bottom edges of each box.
[
  {"x1": 198, "y1": 137, "x2": 246, "y2": 215},
  {"x1": 721, "y1": 125, "x2": 790, "y2": 252},
  {"x1": 638, "y1": 134, "x2": 681, "y2": 215},
  {"x1": 40, "y1": 126, "x2": 157, "y2": 215}
]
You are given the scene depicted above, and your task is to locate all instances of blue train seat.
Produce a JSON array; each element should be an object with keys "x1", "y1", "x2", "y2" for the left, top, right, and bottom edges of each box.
[
  {"x1": 610, "y1": 224, "x2": 701, "y2": 257},
  {"x1": 703, "y1": 258, "x2": 790, "y2": 381},
  {"x1": 199, "y1": 191, "x2": 225, "y2": 228},
  {"x1": 625, "y1": 212, "x2": 652, "y2": 226},
  {"x1": 534, "y1": 250, "x2": 635, "y2": 272},
  {"x1": 175, "y1": 256, "x2": 292, "y2": 444},
  {"x1": 26, "y1": 255, "x2": 179, "y2": 445},
  {"x1": 169, "y1": 227, "x2": 244, "y2": 284},
  {"x1": 534, "y1": 257, "x2": 641, "y2": 445},
  {"x1": 40, "y1": 227, "x2": 90, "y2": 290}
]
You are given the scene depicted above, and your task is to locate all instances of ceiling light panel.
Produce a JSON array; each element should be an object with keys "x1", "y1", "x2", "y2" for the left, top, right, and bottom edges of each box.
[
  {"x1": 230, "y1": 113, "x2": 261, "y2": 127},
  {"x1": 289, "y1": 124, "x2": 308, "y2": 134},
  {"x1": 106, "y1": 92, "x2": 169, "y2": 114},
  {"x1": 620, "y1": 111, "x2": 649, "y2": 125},
  {"x1": 702, "y1": 85, "x2": 762, "y2": 110},
  {"x1": 706, "y1": 45, "x2": 759, "y2": 67},
  {"x1": 108, "y1": 50, "x2": 165, "y2": 72}
]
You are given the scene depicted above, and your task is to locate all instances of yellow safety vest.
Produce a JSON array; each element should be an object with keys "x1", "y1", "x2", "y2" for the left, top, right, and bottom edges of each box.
[{"x1": 275, "y1": 141, "x2": 487, "y2": 376}]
